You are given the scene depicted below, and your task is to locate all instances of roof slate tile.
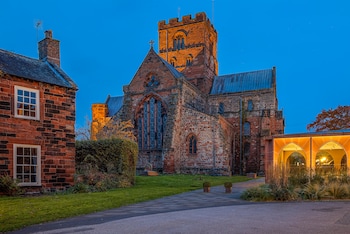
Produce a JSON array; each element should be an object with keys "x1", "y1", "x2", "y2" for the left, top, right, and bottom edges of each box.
[
  {"x1": 210, "y1": 68, "x2": 273, "y2": 94},
  {"x1": 0, "y1": 49, "x2": 76, "y2": 89}
]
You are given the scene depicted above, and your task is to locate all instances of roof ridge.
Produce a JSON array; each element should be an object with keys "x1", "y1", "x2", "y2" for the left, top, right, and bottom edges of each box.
[
  {"x1": 217, "y1": 68, "x2": 272, "y2": 78},
  {"x1": 0, "y1": 48, "x2": 39, "y2": 63}
]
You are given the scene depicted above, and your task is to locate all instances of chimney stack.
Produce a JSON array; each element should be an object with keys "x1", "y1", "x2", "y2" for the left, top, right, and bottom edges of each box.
[{"x1": 38, "y1": 30, "x2": 60, "y2": 67}]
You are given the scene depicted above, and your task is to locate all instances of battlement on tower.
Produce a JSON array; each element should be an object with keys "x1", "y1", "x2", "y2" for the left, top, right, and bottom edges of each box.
[{"x1": 158, "y1": 12, "x2": 216, "y2": 32}]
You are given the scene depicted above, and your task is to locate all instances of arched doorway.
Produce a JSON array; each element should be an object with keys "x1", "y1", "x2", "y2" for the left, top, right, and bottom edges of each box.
[
  {"x1": 315, "y1": 141, "x2": 346, "y2": 174},
  {"x1": 278, "y1": 143, "x2": 305, "y2": 169},
  {"x1": 287, "y1": 152, "x2": 306, "y2": 173},
  {"x1": 315, "y1": 151, "x2": 334, "y2": 174}
]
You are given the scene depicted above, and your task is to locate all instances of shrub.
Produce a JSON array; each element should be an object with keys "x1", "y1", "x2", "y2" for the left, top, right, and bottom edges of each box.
[
  {"x1": 310, "y1": 174, "x2": 325, "y2": 185},
  {"x1": 69, "y1": 183, "x2": 91, "y2": 193},
  {"x1": 241, "y1": 184, "x2": 273, "y2": 201},
  {"x1": 338, "y1": 174, "x2": 350, "y2": 184},
  {"x1": 288, "y1": 170, "x2": 309, "y2": 187},
  {"x1": 243, "y1": 166, "x2": 350, "y2": 201},
  {"x1": 76, "y1": 138, "x2": 138, "y2": 187},
  {"x1": 299, "y1": 183, "x2": 326, "y2": 200},
  {"x1": 0, "y1": 174, "x2": 23, "y2": 196},
  {"x1": 269, "y1": 183, "x2": 297, "y2": 201},
  {"x1": 325, "y1": 182, "x2": 348, "y2": 199}
]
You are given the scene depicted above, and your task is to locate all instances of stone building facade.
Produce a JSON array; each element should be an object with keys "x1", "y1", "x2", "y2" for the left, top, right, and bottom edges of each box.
[
  {"x1": 92, "y1": 12, "x2": 284, "y2": 175},
  {"x1": 0, "y1": 30, "x2": 77, "y2": 192}
]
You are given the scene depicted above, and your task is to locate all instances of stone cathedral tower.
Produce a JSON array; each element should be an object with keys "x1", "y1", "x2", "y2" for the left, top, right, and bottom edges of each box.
[{"x1": 158, "y1": 12, "x2": 218, "y2": 94}]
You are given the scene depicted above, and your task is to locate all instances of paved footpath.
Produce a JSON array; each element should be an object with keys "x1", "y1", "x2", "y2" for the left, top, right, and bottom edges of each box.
[{"x1": 11, "y1": 178, "x2": 350, "y2": 234}]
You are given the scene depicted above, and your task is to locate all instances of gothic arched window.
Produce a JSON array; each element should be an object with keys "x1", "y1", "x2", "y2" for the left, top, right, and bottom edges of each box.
[
  {"x1": 137, "y1": 97, "x2": 167, "y2": 150},
  {"x1": 188, "y1": 134, "x2": 197, "y2": 154}
]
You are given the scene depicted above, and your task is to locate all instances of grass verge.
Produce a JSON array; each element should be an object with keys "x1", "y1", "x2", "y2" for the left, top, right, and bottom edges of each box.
[{"x1": 0, "y1": 175, "x2": 249, "y2": 232}]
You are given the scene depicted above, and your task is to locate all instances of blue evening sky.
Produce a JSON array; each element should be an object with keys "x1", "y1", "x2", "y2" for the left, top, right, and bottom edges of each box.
[{"x1": 1, "y1": 0, "x2": 349, "y2": 134}]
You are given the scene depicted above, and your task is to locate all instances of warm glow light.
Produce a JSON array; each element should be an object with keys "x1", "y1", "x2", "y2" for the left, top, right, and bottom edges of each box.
[{"x1": 321, "y1": 157, "x2": 327, "y2": 163}]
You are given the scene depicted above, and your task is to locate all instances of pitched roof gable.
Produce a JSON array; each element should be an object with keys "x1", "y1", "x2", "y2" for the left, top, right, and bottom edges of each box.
[
  {"x1": 137, "y1": 48, "x2": 183, "y2": 79},
  {"x1": 0, "y1": 49, "x2": 76, "y2": 89},
  {"x1": 210, "y1": 68, "x2": 274, "y2": 95}
]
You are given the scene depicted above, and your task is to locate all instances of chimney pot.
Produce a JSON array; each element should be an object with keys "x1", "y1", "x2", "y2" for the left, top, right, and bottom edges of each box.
[{"x1": 45, "y1": 30, "x2": 53, "y2": 39}]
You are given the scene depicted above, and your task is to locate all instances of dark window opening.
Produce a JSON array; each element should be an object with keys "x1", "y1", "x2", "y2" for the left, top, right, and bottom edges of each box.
[
  {"x1": 218, "y1": 102, "x2": 224, "y2": 114},
  {"x1": 247, "y1": 100, "x2": 253, "y2": 111},
  {"x1": 244, "y1": 142, "x2": 250, "y2": 157},
  {"x1": 189, "y1": 135, "x2": 197, "y2": 154},
  {"x1": 243, "y1": 122, "x2": 251, "y2": 136},
  {"x1": 173, "y1": 36, "x2": 185, "y2": 50}
]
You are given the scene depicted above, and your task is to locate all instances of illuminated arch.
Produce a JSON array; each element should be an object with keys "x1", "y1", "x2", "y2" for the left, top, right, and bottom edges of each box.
[
  {"x1": 316, "y1": 141, "x2": 347, "y2": 173},
  {"x1": 287, "y1": 152, "x2": 306, "y2": 173},
  {"x1": 278, "y1": 143, "x2": 305, "y2": 167}
]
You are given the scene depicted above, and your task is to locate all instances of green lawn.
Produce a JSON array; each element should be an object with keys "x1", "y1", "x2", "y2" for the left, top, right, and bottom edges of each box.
[{"x1": 0, "y1": 175, "x2": 249, "y2": 232}]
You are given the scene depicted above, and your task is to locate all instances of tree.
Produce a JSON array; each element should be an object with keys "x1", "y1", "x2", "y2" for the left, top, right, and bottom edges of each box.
[
  {"x1": 307, "y1": 105, "x2": 350, "y2": 132},
  {"x1": 76, "y1": 116, "x2": 136, "y2": 142},
  {"x1": 95, "y1": 119, "x2": 136, "y2": 142},
  {"x1": 75, "y1": 116, "x2": 92, "y2": 140}
]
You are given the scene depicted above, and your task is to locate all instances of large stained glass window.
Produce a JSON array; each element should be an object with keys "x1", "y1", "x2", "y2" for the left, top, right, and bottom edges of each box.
[{"x1": 137, "y1": 97, "x2": 166, "y2": 150}]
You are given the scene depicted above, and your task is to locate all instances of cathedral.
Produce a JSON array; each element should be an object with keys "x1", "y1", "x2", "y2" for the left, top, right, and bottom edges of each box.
[{"x1": 91, "y1": 12, "x2": 284, "y2": 175}]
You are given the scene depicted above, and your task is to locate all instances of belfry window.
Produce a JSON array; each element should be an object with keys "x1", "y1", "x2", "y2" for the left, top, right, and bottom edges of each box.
[
  {"x1": 186, "y1": 54, "x2": 193, "y2": 66},
  {"x1": 188, "y1": 135, "x2": 197, "y2": 154},
  {"x1": 173, "y1": 39, "x2": 177, "y2": 49},
  {"x1": 137, "y1": 97, "x2": 167, "y2": 150},
  {"x1": 173, "y1": 36, "x2": 185, "y2": 50},
  {"x1": 170, "y1": 57, "x2": 176, "y2": 67}
]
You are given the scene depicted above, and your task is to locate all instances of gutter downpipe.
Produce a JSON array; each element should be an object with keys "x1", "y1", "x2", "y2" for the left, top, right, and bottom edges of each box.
[{"x1": 240, "y1": 97, "x2": 243, "y2": 175}]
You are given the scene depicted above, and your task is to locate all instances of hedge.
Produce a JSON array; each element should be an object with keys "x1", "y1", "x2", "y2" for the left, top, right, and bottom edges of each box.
[{"x1": 75, "y1": 138, "x2": 138, "y2": 185}]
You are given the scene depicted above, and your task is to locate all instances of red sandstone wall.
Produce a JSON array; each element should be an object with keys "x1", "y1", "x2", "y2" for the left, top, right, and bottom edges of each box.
[
  {"x1": 208, "y1": 89, "x2": 284, "y2": 174},
  {"x1": 0, "y1": 74, "x2": 76, "y2": 192}
]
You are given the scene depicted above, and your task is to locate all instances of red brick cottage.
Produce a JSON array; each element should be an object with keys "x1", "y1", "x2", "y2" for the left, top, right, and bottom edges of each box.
[{"x1": 0, "y1": 30, "x2": 77, "y2": 192}]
